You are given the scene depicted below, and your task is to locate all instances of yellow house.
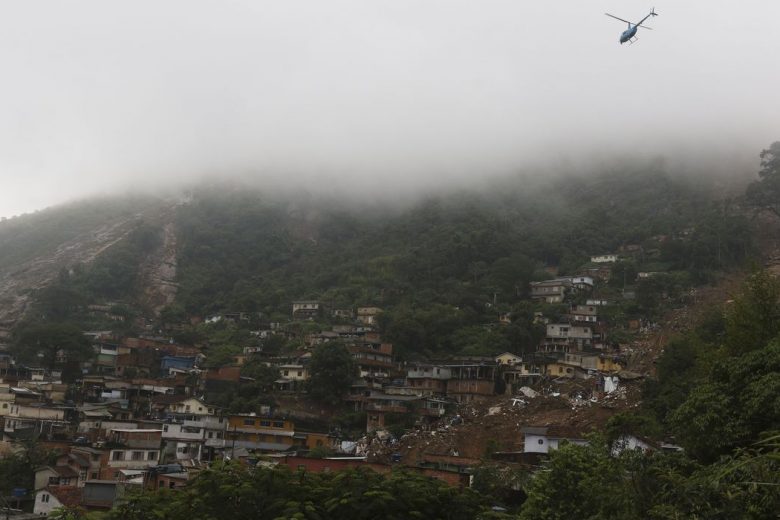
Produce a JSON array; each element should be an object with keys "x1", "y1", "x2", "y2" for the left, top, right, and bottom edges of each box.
[
  {"x1": 297, "y1": 431, "x2": 334, "y2": 451},
  {"x1": 543, "y1": 362, "x2": 577, "y2": 379},
  {"x1": 563, "y1": 353, "x2": 622, "y2": 373},
  {"x1": 495, "y1": 352, "x2": 522, "y2": 366},
  {"x1": 595, "y1": 356, "x2": 622, "y2": 372},
  {"x1": 226, "y1": 415, "x2": 296, "y2": 452}
]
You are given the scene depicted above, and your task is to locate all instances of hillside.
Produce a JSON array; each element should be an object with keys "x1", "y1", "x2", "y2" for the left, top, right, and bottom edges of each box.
[
  {"x1": 0, "y1": 168, "x2": 755, "y2": 351},
  {"x1": 0, "y1": 196, "x2": 177, "y2": 326}
]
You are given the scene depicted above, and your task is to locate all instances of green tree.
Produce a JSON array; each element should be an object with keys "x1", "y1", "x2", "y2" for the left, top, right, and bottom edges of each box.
[
  {"x1": 746, "y1": 141, "x2": 780, "y2": 218},
  {"x1": 724, "y1": 269, "x2": 780, "y2": 355},
  {"x1": 104, "y1": 462, "x2": 488, "y2": 520},
  {"x1": 307, "y1": 342, "x2": 355, "y2": 405},
  {"x1": 670, "y1": 340, "x2": 780, "y2": 462},
  {"x1": 12, "y1": 322, "x2": 92, "y2": 381},
  {"x1": 519, "y1": 436, "x2": 639, "y2": 520}
]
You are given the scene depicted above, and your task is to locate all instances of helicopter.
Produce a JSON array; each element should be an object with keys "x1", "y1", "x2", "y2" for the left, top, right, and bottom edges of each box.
[{"x1": 605, "y1": 7, "x2": 658, "y2": 45}]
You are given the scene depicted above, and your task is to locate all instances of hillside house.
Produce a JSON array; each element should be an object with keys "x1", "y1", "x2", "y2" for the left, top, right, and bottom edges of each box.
[
  {"x1": 567, "y1": 276, "x2": 594, "y2": 290},
  {"x1": 543, "y1": 361, "x2": 578, "y2": 379},
  {"x1": 34, "y1": 485, "x2": 83, "y2": 516},
  {"x1": 0, "y1": 386, "x2": 14, "y2": 419},
  {"x1": 495, "y1": 352, "x2": 522, "y2": 366},
  {"x1": 275, "y1": 364, "x2": 309, "y2": 392},
  {"x1": 331, "y1": 308, "x2": 354, "y2": 320},
  {"x1": 152, "y1": 396, "x2": 218, "y2": 419},
  {"x1": 564, "y1": 353, "x2": 622, "y2": 373},
  {"x1": 570, "y1": 304, "x2": 598, "y2": 323},
  {"x1": 590, "y1": 254, "x2": 618, "y2": 263},
  {"x1": 35, "y1": 465, "x2": 79, "y2": 490},
  {"x1": 445, "y1": 363, "x2": 497, "y2": 403},
  {"x1": 585, "y1": 266, "x2": 613, "y2": 282},
  {"x1": 356, "y1": 307, "x2": 382, "y2": 326},
  {"x1": 522, "y1": 426, "x2": 588, "y2": 453},
  {"x1": 365, "y1": 394, "x2": 420, "y2": 432},
  {"x1": 539, "y1": 324, "x2": 593, "y2": 354},
  {"x1": 161, "y1": 414, "x2": 227, "y2": 462},
  {"x1": 502, "y1": 363, "x2": 543, "y2": 392},
  {"x1": 160, "y1": 356, "x2": 197, "y2": 373},
  {"x1": 405, "y1": 365, "x2": 452, "y2": 396},
  {"x1": 3, "y1": 403, "x2": 72, "y2": 435},
  {"x1": 80, "y1": 480, "x2": 126, "y2": 510},
  {"x1": 292, "y1": 301, "x2": 320, "y2": 320},
  {"x1": 530, "y1": 279, "x2": 572, "y2": 304},
  {"x1": 106, "y1": 429, "x2": 161, "y2": 475},
  {"x1": 348, "y1": 341, "x2": 393, "y2": 379},
  {"x1": 225, "y1": 414, "x2": 296, "y2": 452}
]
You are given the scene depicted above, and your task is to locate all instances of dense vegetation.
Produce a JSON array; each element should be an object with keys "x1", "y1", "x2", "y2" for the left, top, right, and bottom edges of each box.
[
  {"x1": 53, "y1": 463, "x2": 491, "y2": 520},
  {"x1": 11, "y1": 163, "x2": 756, "y2": 365},
  {"x1": 516, "y1": 270, "x2": 780, "y2": 519},
  {"x1": 174, "y1": 169, "x2": 751, "y2": 318}
]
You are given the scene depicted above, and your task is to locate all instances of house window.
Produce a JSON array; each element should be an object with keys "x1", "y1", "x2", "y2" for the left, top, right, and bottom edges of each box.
[
  {"x1": 260, "y1": 420, "x2": 271, "y2": 427},
  {"x1": 538, "y1": 439, "x2": 544, "y2": 445},
  {"x1": 283, "y1": 371, "x2": 289, "y2": 376},
  {"x1": 148, "y1": 451, "x2": 158, "y2": 460},
  {"x1": 49, "y1": 477, "x2": 59, "y2": 485},
  {"x1": 41, "y1": 494, "x2": 50, "y2": 503},
  {"x1": 243, "y1": 419, "x2": 255, "y2": 426},
  {"x1": 273, "y1": 421, "x2": 284, "y2": 428},
  {"x1": 91, "y1": 472, "x2": 98, "y2": 479},
  {"x1": 131, "y1": 451, "x2": 143, "y2": 461},
  {"x1": 112, "y1": 451, "x2": 123, "y2": 460},
  {"x1": 169, "y1": 481, "x2": 176, "y2": 489},
  {"x1": 163, "y1": 425, "x2": 169, "y2": 432}
]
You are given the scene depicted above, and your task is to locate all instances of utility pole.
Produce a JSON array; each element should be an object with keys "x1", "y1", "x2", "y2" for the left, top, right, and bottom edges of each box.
[{"x1": 231, "y1": 424, "x2": 237, "y2": 459}]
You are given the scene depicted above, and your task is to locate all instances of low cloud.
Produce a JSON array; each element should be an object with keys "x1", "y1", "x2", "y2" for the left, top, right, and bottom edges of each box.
[{"x1": 1, "y1": 1, "x2": 778, "y2": 217}]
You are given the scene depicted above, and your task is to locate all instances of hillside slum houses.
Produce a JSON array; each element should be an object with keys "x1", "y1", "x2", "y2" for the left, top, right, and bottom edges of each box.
[{"x1": 0, "y1": 263, "x2": 636, "y2": 509}]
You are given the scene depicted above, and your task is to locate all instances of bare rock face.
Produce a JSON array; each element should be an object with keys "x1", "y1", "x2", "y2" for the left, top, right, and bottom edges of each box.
[
  {"x1": 0, "y1": 199, "x2": 180, "y2": 327},
  {"x1": 0, "y1": 218, "x2": 139, "y2": 326},
  {"x1": 137, "y1": 221, "x2": 179, "y2": 316}
]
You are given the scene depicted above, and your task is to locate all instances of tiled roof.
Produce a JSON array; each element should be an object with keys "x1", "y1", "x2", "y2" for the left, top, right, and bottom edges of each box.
[{"x1": 46, "y1": 485, "x2": 83, "y2": 507}]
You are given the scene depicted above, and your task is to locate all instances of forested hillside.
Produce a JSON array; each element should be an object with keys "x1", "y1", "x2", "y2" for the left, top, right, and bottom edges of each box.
[
  {"x1": 5, "y1": 165, "x2": 756, "y2": 362},
  {"x1": 172, "y1": 168, "x2": 751, "y2": 315}
]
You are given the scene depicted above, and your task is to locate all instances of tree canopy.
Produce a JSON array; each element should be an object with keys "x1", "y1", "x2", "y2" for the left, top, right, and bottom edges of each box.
[{"x1": 746, "y1": 141, "x2": 780, "y2": 217}]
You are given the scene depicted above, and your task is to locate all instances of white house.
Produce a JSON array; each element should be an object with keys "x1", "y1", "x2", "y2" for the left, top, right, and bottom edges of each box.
[
  {"x1": 590, "y1": 254, "x2": 618, "y2": 263},
  {"x1": 522, "y1": 426, "x2": 588, "y2": 453},
  {"x1": 34, "y1": 486, "x2": 82, "y2": 516}
]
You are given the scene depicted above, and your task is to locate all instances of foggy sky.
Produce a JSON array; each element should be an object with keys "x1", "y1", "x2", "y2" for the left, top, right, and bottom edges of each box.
[{"x1": 1, "y1": 0, "x2": 780, "y2": 218}]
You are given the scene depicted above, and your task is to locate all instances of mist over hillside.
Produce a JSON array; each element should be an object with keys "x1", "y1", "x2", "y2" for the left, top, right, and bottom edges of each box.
[{"x1": 0, "y1": 161, "x2": 758, "y2": 348}]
